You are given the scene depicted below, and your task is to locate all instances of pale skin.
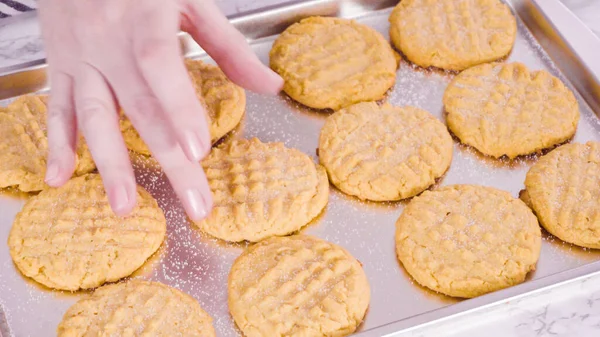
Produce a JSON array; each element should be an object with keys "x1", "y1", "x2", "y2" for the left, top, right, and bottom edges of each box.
[{"x1": 38, "y1": 0, "x2": 283, "y2": 220}]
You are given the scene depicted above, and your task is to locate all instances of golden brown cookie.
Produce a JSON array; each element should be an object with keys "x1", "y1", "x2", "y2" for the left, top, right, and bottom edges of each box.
[
  {"x1": 444, "y1": 62, "x2": 579, "y2": 158},
  {"x1": 57, "y1": 280, "x2": 216, "y2": 336},
  {"x1": 121, "y1": 59, "x2": 246, "y2": 155},
  {"x1": 8, "y1": 174, "x2": 166, "y2": 291},
  {"x1": 389, "y1": 0, "x2": 517, "y2": 70},
  {"x1": 525, "y1": 142, "x2": 600, "y2": 248},
  {"x1": 270, "y1": 16, "x2": 397, "y2": 110},
  {"x1": 228, "y1": 235, "x2": 370, "y2": 337},
  {"x1": 0, "y1": 95, "x2": 96, "y2": 191},
  {"x1": 396, "y1": 185, "x2": 541, "y2": 298},
  {"x1": 319, "y1": 102, "x2": 453, "y2": 201},
  {"x1": 195, "y1": 138, "x2": 328, "y2": 242}
]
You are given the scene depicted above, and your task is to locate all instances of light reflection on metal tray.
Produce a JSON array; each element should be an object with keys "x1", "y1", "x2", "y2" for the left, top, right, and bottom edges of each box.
[{"x1": 1, "y1": 0, "x2": 600, "y2": 336}]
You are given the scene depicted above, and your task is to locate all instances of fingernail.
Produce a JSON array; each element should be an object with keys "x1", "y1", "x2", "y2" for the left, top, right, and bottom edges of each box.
[
  {"x1": 267, "y1": 69, "x2": 284, "y2": 94},
  {"x1": 182, "y1": 131, "x2": 206, "y2": 162},
  {"x1": 184, "y1": 188, "x2": 208, "y2": 220},
  {"x1": 45, "y1": 161, "x2": 60, "y2": 184},
  {"x1": 109, "y1": 185, "x2": 131, "y2": 215}
]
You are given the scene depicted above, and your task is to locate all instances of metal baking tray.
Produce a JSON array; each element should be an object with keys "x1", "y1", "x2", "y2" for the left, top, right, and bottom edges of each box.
[{"x1": 2, "y1": 0, "x2": 600, "y2": 336}]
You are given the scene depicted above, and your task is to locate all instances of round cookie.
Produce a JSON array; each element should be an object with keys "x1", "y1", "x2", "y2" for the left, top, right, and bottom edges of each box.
[
  {"x1": 195, "y1": 138, "x2": 328, "y2": 242},
  {"x1": 319, "y1": 102, "x2": 453, "y2": 201},
  {"x1": 57, "y1": 280, "x2": 216, "y2": 336},
  {"x1": 121, "y1": 59, "x2": 246, "y2": 155},
  {"x1": 0, "y1": 95, "x2": 96, "y2": 191},
  {"x1": 444, "y1": 62, "x2": 579, "y2": 158},
  {"x1": 389, "y1": 0, "x2": 517, "y2": 70},
  {"x1": 395, "y1": 185, "x2": 541, "y2": 298},
  {"x1": 525, "y1": 142, "x2": 600, "y2": 248},
  {"x1": 228, "y1": 235, "x2": 370, "y2": 337},
  {"x1": 8, "y1": 174, "x2": 166, "y2": 291},
  {"x1": 270, "y1": 16, "x2": 397, "y2": 110}
]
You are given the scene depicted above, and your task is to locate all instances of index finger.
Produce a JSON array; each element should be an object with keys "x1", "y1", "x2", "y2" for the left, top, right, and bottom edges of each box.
[{"x1": 181, "y1": 0, "x2": 284, "y2": 95}]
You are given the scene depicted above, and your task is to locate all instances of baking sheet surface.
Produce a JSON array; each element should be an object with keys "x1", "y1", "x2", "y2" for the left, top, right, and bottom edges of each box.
[{"x1": 2, "y1": 5, "x2": 600, "y2": 337}]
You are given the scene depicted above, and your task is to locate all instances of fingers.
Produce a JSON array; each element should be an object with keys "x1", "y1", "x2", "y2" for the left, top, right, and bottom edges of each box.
[
  {"x1": 104, "y1": 61, "x2": 213, "y2": 220},
  {"x1": 74, "y1": 63, "x2": 137, "y2": 215},
  {"x1": 182, "y1": 0, "x2": 283, "y2": 94},
  {"x1": 121, "y1": 95, "x2": 213, "y2": 220},
  {"x1": 160, "y1": 153, "x2": 213, "y2": 221},
  {"x1": 132, "y1": 4, "x2": 211, "y2": 162},
  {"x1": 45, "y1": 71, "x2": 77, "y2": 187}
]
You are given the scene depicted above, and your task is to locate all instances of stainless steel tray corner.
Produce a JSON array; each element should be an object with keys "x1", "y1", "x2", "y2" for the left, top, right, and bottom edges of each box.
[{"x1": 2, "y1": 0, "x2": 600, "y2": 336}]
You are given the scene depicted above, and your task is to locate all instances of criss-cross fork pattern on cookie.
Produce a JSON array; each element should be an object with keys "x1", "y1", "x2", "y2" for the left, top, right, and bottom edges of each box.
[
  {"x1": 525, "y1": 142, "x2": 600, "y2": 249},
  {"x1": 444, "y1": 62, "x2": 579, "y2": 158},
  {"x1": 396, "y1": 185, "x2": 541, "y2": 298},
  {"x1": 389, "y1": 0, "x2": 516, "y2": 70},
  {"x1": 8, "y1": 174, "x2": 166, "y2": 291},
  {"x1": 270, "y1": 16, "x2": 397, "y2": 110},
  {"x1": 0, "y1": 95, "x2": 96, "y2": 191},
  {"x1": 319, "y1": 102, "x2": 453, "y2": 201},
  {"x1": 57, "y1": 281, "x2": 215, "y2": 336},
  {"x1": 196, "y1": 138, "x2": 328, "y2": 242},
  {"x1": 228, "y1": 235, "x2": 370, "y2": 337}
]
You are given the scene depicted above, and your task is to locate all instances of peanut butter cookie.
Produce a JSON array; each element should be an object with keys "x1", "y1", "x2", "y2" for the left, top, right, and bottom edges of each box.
[
  {"x1": 270, "y1": 16, "x2": 397, "y2": 110},
  {"x1": 396, "y1": 184, "x2": 541, "y2": 298},
  {"x1": 525, "y1": 142, "x2": 600, "y2": 249},
  {"x1": 0, "y1": 95, "x2": 96, "y2": 191},
  {"x1": 8, "y1": 174, "x2": 166, "y2": 291},
  {"x1": 389, "y1": 0, "x2": 516, "y2": 70},
  {"x1": 228, "y1": 235, "x2": 370, "y2": 337},
  {"x1": 319, "y1": 102, "x2": 453, "y2": 201},
  {"x1": 195, "y1": 138, "x2": 328, "y2": 242},
  {"x1": 58, "y1": 280, "x2": 215, "y2": 336},
  {"x1": 444, "y1": 62, "x2": 579, "y2": 158}
]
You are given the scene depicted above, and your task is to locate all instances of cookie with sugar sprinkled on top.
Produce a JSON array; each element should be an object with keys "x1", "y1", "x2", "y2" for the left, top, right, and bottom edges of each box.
[
  {"x1": 444, "y1": 62, "x2": 579, "y2": 158},
  {"x1": 319, "y1": 102, "x2": 453, "y2": 201},
  {"x1": 8, "y1": 174, "x2": 166, "y2": 291},
  {"x1": 58, "y1": 280, "x2": 216, "y2": 336},
  {"x1": 525, "y1": 141, "x2": 600, "y2": 249},
  {"x1": 228, "y1": 235, "x2": 370, "y2": 337},
  {"x1": 0, "y1": 95, "x2": 96, "y2": 192},
  {"x1": 396, "y1": 184, "x2": 541, "y2": 298},
  {"x1": 389, "y1": 0, "x2": 517, "y2": 70},
  {"x1": 270, "y1": 16, "x2": 397, "y2": 110},
  {"x1": 195, "y1": 138, "x2": 328, "y2": 242}
]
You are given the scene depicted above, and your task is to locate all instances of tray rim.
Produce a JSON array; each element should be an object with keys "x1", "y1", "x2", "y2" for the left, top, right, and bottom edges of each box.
[{"x1": 360, "y1": 264, "x2": 600, "y2": 336}]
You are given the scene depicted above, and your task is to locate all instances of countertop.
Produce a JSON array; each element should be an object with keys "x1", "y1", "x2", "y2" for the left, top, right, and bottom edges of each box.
[{"x1": 0, "y1": 1, "x2": 599, "y2": 336}]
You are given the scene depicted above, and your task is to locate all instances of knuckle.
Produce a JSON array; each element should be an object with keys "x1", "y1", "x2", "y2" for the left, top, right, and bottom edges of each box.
[
  {"x1": 46, "y1": 124, "x2": 74, "y2": 150},
  {"x1": 162, "y1": 90, "x2": 206, "y2": 128},
  {"x1": 123, "y1": 94, "x2": 163, "y2": 125},
  {"x1": 150, "y1": 138, "x2": 180, "y2": 158},
  {"x1": 162, "y1": 161, "x2": 200, "y2": 183},
  {"x1": 134, "y1": 37, "x2": 171, "y2": 65},
  {"x1": 122, "y1": 94, "x2": 180, "y2": 154},
  {"x1": 77, "y1": 98, "x2": 112, "y2": 130},
  {"x1": 46, "y1": 102, "x2": 72, "y2": 123},
  {"x1": 95, "y1": 159, "x2": 130, "y2": 176},
  {"x1": 170, "y1": 107, "x2": 204, "y2": 131},
  {"x1": 147, "y1": 136, "x2": 183, "y2": 165},
  {"x1": 47, "y1": 143, "x2": 75, "y2": 162}
]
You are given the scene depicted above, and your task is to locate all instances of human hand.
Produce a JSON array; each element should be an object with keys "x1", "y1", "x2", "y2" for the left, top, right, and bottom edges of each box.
[{"x1": 38, "y1": 0, "x2": 283, "y2": 219}]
